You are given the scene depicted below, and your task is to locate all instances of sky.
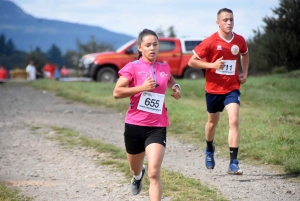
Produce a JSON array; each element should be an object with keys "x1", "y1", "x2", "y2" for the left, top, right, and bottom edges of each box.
[{"x1": 15, "y1": 0, "x2": 279, "y2": 41}]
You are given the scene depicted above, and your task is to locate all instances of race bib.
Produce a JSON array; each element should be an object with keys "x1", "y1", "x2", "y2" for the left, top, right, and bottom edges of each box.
[
  {"x1": 216, "y1": 60, "x2": 236, "y2": 75},
  {"x1": 137, "y1": 92, "x2": 165, "y2": 114}
]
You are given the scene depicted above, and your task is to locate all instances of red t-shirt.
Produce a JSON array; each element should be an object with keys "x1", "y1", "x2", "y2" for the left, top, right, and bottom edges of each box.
[
  {"x1": 193, "y1": 31, "x2": 248, "y2": 94},
  {"x1": 0, "y1": 68, "x2": 7, "y2": 79},
  {"x1": 43, "y1": 64, "x2": 56, "y2": 78}
]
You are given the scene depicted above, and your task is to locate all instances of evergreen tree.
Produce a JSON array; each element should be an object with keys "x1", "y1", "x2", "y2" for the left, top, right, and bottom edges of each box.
[
  {"x1": 0, "y1": 34, "x2": 6, "y2": 55},
  {"x1": 249, "y1": 0, "x2": 300, "y2": 73},
  {"x1": 5, "y1": 39, "x2": 16, "y2": 56},
  {"x1": 167, "y1": 26, "x2": 176, "y2": 37},
  {"x1": 47, "y1": 44, "x2": 64, "y2": 65}
]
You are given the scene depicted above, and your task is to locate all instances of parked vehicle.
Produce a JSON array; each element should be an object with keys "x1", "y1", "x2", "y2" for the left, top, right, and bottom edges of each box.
[{"x1": 78, "y1": 37, "x2": 204, "y2": 83}]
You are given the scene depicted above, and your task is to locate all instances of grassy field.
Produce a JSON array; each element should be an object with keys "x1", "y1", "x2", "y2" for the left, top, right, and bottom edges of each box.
[
  {"x1": 29, "y1": 71, "x2": 300, "y2": 175},
  {"x1": 0, "y1": 182, "x2": 32, "y2": 201}
]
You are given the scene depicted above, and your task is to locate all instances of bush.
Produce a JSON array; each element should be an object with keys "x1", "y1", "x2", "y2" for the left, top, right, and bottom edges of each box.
[{"x1": 271, "y1": 66, "x2": 288, "y2": 74}]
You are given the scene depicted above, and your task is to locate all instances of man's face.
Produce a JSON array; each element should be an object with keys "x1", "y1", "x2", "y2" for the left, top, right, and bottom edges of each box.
[{"x1": 217, "y1": 12, "x2": 234, "y2": 34}]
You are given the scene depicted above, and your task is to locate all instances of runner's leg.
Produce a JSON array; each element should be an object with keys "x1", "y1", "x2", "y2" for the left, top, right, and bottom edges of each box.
[
  {"x1": 146, "y1": 143, "x2": 165, "y2": 201},
  {"x1": 225, "y1": 103, "x2": 240, "y2": 147}
]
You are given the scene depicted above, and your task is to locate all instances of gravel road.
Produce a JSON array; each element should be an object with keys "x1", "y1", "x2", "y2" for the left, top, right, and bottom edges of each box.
[{"x1": 0, "y1": 83, "x2": 299, "y2": 201}]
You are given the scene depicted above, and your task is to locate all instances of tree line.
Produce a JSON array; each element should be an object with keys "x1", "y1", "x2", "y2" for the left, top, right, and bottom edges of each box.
[
  {"x1": 0, "y1": 0, "x2": 299, "y2": 76},
  {"x1": 0, "y1": 34, "x2": 115, "y2": 75}
]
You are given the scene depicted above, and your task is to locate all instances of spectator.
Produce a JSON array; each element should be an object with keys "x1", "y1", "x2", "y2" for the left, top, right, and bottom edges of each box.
[
  {"x1": 25, "y1": 61, "x2": 37, "y2": 81},
  {"x1": 0, "y1": 65, "x2": 8, "y2": 83},
  {"x1": 43, "y1": 63, "x2": 56, "y2": 78},
  {"x1": 54, "y1": 65, "x2": 60, "y2": 81},
  {"x1": 60, "y1": 65, "x2": 69, "y2": 78}
]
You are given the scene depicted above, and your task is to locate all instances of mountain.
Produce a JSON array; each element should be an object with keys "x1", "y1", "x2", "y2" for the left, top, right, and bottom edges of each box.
[{"x1": 0, "y1": 0, "x2": 134, "y2": 53}]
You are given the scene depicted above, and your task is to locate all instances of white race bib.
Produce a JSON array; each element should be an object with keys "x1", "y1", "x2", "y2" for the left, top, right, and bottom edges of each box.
[
  {"x1": 137, "y1": 92, "x2": 165, "y2": 114},
  {"x1": 216, "y1": 60, "x2": 236, "y2": 75}
]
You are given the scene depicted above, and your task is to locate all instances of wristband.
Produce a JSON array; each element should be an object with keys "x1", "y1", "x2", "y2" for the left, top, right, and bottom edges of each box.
[{"x1": 173, "y1": 84, "x2": 181, "y2": 90}]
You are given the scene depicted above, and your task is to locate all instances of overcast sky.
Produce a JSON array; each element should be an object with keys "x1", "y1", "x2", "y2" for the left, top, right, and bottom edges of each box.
[{"x1": 15, "y1": 0, "x2": 279, "y2": 40}]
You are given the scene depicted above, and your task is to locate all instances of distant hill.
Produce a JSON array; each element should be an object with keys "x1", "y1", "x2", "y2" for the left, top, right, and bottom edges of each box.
[{"x1": 0, "y1": 0, "x2": 134, "y2": 53}]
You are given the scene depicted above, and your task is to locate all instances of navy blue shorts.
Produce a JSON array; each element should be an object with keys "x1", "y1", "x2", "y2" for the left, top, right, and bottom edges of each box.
[
  {"x1": 206, "y1": 90, "x2": 240, "y2": 113},
  {"x1": 124, "y1": 123, "x2": 166, "y2": 155}
]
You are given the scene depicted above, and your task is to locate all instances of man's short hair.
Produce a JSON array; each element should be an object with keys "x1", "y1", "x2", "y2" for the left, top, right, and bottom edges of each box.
[{"x1": 217, "y1": 8, "x2": 233, "y2": 15}]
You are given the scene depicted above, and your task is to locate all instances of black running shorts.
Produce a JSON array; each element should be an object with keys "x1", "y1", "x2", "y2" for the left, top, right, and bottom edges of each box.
[{"x1": 124, "y1": 123, "x2": 167, "y2": 155}]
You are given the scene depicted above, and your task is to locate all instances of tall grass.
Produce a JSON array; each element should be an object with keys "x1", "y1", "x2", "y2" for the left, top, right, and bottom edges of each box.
[{"x1": 29, "y1": 72, "x2": 300, "y2": 174}]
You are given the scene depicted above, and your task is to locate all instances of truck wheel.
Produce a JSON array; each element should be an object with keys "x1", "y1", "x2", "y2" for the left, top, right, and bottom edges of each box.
[
  {"x1": 96, "y1": 67, "x2": 117, "y2": 83},
  {"x1": 183, "y1": 68, "x2": 205, "y2": 79}
]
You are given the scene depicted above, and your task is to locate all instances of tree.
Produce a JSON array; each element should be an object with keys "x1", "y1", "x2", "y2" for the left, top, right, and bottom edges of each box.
[
  {"x1": 248, "y1": 0, "x2": 300, "y2": 73},
  {"x1": 63, "y1": 36, "x2": 114, "y2": 71},
  {"x1": 0, "y1": 34, "x2": 5, "y2": 55},
  {"x1": 156, "y1": 26, "x2": 165, "y2": 37},
  {"x1": 5, "y1": 39, "x2": 16, "y2": 56},
  {"x1": 47, "y1": 44, "x2": 64, "y2": 65},
  {"x1": 155, "y1": 26, "x2": 177, "y2": 37},
  {"x1": 26, "y1": 47, "x2": 48, "y2": 71},
  {"x1": 76, "y1": 36, "x2": 114, "y2": 55},
  {"x1": 167, "y1": 26, "x2": 176, "y2": 37}
]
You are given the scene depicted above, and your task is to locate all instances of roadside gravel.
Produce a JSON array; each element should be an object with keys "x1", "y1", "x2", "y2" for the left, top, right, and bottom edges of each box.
[{"x1": 0, "y1": 83, "x2": 299, "y2": 201}]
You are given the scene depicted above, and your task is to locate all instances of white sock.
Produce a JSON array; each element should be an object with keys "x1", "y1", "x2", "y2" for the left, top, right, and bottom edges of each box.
[{"x1": 134, "y1": 171, "x2": 142, "y2": 180}]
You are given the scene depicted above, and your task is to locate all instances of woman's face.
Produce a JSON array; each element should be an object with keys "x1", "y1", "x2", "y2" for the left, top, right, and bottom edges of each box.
[{"x1": 138, "y1": 35, "x2": 159, "y2": 63}]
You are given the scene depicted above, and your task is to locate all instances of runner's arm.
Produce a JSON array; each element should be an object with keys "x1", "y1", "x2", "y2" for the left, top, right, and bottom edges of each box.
[
  {"x1": 188, "y1": 54, "x2": 224, "y2": 70},
  {"x1": 113, "y1": 76, "x2": 155, "y2": 99},
  {"x1": 240, "y1": 52, "x2": 249, "y2": 76}
]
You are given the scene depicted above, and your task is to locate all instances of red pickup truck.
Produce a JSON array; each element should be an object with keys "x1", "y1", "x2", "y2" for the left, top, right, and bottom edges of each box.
[{"x1": 78, "y1": 37, "x2": 204, "y2": 82}]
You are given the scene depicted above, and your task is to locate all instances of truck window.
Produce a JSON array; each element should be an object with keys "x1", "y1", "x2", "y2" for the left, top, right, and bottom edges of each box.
[
  {"x1": 184, "y1": 40, "x2": 202, "y2": 51},
  {"x1": 125, "y1": 44, "x2": 137, "y2": 54},
  {"x1": 159, "y1": 41, "x2": 175, "y2": 52}
]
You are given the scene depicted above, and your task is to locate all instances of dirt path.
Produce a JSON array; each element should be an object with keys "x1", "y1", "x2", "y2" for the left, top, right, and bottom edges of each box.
[{"x1": 0, "y1": 83, "x2": 299, "y2": 201}]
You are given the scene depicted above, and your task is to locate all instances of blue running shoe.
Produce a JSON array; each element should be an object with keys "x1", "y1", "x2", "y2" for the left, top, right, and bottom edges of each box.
[
  {"x1": 205, "y1": 145, "x2": 215, "y2": 169},
  {"x1": 227, "y1": 159, "x2": 243, "y2": 175}
]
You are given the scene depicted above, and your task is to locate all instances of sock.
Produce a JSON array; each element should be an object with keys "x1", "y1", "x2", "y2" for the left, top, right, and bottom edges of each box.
[
  {"x1": 229, "y1": 147, "x2": 239, "y2": 163},
  {"x1": 134, "y1": 170, "x2": 142, "y2": 180},
  {"x1": 206, "y1": 140, "x2": 214, "y2": 152}
]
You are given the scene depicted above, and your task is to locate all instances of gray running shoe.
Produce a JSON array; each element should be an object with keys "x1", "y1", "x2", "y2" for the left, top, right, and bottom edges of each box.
[{"x1": 131, "y1": 165, "x2": 146, "y2": 195}]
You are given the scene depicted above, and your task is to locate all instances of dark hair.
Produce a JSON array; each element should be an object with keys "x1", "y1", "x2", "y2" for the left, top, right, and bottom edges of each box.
[
  {"x1": 137, "y1": 29, "x2": 158, "y2": 59},
  {"x1": 217, "y1": 8, "x2": 233, "y2": 16}
]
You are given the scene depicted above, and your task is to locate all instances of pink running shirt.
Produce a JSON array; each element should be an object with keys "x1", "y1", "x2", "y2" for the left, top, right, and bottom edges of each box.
[{"x1": 118, "y1": 58, "x2": 171, "y2": 127}]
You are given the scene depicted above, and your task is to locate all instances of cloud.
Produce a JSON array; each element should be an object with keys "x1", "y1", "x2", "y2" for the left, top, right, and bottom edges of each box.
[{"x1": 15, "y1": 0, "x2": 279, "y2": 39}]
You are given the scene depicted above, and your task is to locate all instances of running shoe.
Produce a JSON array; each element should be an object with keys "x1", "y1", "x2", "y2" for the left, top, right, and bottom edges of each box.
[
  {"x1": 227, "y1": 159, "x2": 243, "y2": 175},
  {"x1": 205, "y1": 145, "x2": 215, "y2": 169},
  {"x1": 131, "y1": 165, "x2": 146, "y2": 195}
]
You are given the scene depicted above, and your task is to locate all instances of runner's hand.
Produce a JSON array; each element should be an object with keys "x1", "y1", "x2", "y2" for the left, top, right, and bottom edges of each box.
[
  {"x1": 142, "y1": 76, "x2": 157, "y2": 91},
  {"x1": 213, "y1": 56, "x2": 225, "y2": 70},
  {"x1": 171, "y1": 86, "x2": 181, "y2": 100},
  {"x1": 239, "y1": 73, "x2": 247, "y2": 84}
]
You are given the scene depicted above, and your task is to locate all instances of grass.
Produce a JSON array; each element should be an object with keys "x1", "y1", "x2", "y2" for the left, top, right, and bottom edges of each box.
[
  {"x1": 29, "y1": 72, "x2": 300, "y2": 175},
  {"x1": 45, "y1": 126, "x2": 227, "y2": 201},
  {"x1": 0, "y1": 182, "x2": 32, "y2": 201}
]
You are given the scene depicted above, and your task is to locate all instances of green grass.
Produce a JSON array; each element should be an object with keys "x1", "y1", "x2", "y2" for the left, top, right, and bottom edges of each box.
[
  {"x1": 0, "y1": 182, "x2": 32, "y2": 201},
  {"x1": 47, "y1": 126, "x2": 227, "y2": 201},
  {"x1": 29, "y1": 72, "x2": 300, "y2": 174}
]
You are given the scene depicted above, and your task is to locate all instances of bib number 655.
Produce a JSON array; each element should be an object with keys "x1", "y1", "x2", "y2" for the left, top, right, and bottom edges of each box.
[{"x1": 145, "y1": 98, "x2": 160, "y2": 108}]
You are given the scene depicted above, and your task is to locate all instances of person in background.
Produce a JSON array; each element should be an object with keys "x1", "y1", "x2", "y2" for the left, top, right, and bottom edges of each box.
[
  {"x1": 60, "y1": 65, "x2": 69, "y2": 78},
  {"x1": 113, "y1": 29, "x2": 181, "y2": 201},
  {"x1": 0, "y1": 65, "x2": 8, "y2": 83},
  {"x1": 188, "y1": 8, "x2": 249, "y2": 175},
  {"x1": 25, "y1": 60, "x2": 37, "y2": 81},
  {"x1": 54, "y1": 64, "x2": 60, "y2": 81},
  {"x1": 43, "y1": 62, "x2": 56, "y2": 78}
]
